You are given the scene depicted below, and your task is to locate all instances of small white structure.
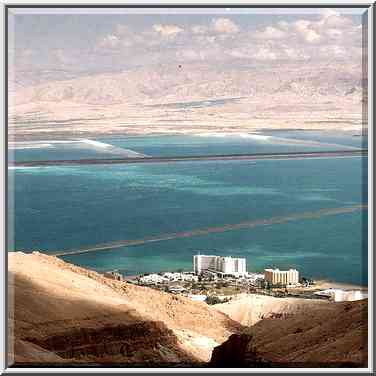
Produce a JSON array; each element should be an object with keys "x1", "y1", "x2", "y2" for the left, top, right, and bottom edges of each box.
[
  {"x1": 182, "y1": 274, "x2": 199, "y2": 282},
  {"x1": 187, "y1": 294, "x2": 207, "y2": 302},
  {"x1": 246, "y1": 273, "x2": 265, "y2": 284},
  {"x1": 162, "y1": 272, "x2": 198, "y2": 282},
  {"x1": 162, "y1": 272, "x2": 181, "y2": 281},
  {"x1": 168, "y1": 285, "x2": 186, "y2": 293},
  {"x1": 139, "y1": 273, "x2": 167, "y2": 284},
  {"x1": 193, "y1": 254, "x2": 247, "y2": 275},
  {"x1": 314, "y1": 288, "x2": 368, "y2": 302},
  {"x1": 264, "y1": 268, "x2": 299, "y2": 286}
]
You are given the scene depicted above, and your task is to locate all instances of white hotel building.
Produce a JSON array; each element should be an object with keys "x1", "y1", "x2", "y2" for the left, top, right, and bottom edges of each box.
[{"x1": 193, "y1": 254, "x2": 247, "y2": 276}]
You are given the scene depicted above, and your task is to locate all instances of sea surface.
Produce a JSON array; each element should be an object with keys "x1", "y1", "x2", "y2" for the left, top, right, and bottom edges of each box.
[{"x1": 8, "y1": 131, "x2": 368, "y2": 285}]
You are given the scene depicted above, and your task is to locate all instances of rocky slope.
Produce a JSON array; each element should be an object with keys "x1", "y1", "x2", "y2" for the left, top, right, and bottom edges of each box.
[
  {"x1": 211, "y1": 299, "x2": 368, "y2": 367},
  {"x1": 8, "y1": 252, "x2": 368, "y2": 368},
  {"x1": 8, "y1": 252, "x2": 241, "y2": 366}
]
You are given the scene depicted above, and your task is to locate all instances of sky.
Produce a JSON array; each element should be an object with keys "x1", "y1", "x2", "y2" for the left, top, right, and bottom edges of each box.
[{"x1": 8, "y1": 7, "x2": 367, "y2": 80}]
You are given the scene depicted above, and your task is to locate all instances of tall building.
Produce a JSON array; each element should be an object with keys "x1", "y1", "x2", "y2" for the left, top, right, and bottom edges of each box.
[
  {"x1": 193, "y1": 254, "x2": 247, "y2": 275},
  {"x1": 264, "y1": 268, "x2": 299, "y2": 286}
]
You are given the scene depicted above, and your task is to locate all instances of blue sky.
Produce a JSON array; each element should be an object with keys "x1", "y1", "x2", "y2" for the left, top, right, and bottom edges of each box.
[{"x1": 8, "y1": 8, "x2": 367, "y2": 78}]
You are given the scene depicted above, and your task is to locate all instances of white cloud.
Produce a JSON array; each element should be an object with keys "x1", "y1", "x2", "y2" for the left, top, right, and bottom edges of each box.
[
  {"x1": 94, "y1": 12, "x2": 361, "y2": 66},
  {"x1": 303, "y1": 29, "x2": 321, "y2": 43},
  {"x1": 277, "y1": 21, "x2": 290, "y2": 31},
  {"x1": 211, "y1": 18, "x2": 239, "y2": 34},
  {"x1": 293, "y1": 20, "x2": 321, "y2": 43},
  {"x1": 153, "y1": 24, "x2": 184, "y2": 37},
  {"x1": 255, "y1": 26, "x2": 287, "y2": 40},
  {"x1": 319, "y1": 9, "x2": 352, "y2": 28},
  {"x1": 114, "y1": 24, "x2": 131, "y2": 37},
  {"x1": 98, "y1": 34, "x2": 120, "y2": 49},
  {"x1": 294, "y1": 20, "x2": 311, "y2": 32},
  {"x1": 191, "y1": 25, "x2": 208, "y2": 35},
  {"x1": 325, "y1": 28, "x2": 342, "y2": 39}
]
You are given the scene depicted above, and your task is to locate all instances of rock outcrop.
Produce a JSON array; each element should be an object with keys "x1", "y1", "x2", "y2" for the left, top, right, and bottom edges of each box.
[
  {"x1": 8, "y1": 252, "x2": 241, "y2": 366},
  {"x1": 8, "y1": 251, "x2": 368, "y2": 367},
  {"x1": 210, "y1": 299, "x2": 368, "y2": 367}
]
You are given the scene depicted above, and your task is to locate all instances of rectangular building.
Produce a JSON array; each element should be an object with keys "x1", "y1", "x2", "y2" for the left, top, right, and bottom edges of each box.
[
  {"x1": 193, "y1": 254, "x2": 247, "y2": 275},
  {"x1": 264, "y1": 268, "x2": 299, "y2": 286}
]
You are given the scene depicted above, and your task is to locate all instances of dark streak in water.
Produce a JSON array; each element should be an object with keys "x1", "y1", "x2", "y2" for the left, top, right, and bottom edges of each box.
[
  {"x1": 55, "y1": 204, "x2": 367, "y2": 257},
  {"x1": 11, "y1": 149, "x2": 368, "y2": 167}
]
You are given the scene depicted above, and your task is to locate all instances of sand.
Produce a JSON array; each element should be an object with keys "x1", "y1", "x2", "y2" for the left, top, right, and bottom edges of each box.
[
  {"x1": 214, "y1": 293, "x2": 332, "y2": 326},
  {"x1": 9, "y1": 251, "x2": 241, "y2": 364},
  {"x1": 8, "y1": 251, "x2": 368, "y2": 367}
]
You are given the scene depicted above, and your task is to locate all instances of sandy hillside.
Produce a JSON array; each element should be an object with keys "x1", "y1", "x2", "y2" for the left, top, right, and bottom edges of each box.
[
  {"x1": 214, "y1": 293, "x2": 333, "y2": 326},
  {"x1": 8, "y1": 252, "x2": 241, "y2": 366},
  {"x1": 8, "y1": 252, "x2": 368, "y2": 368},
  {"x1": 211, "y1": 298, "x2": 368, "y2": 367}
]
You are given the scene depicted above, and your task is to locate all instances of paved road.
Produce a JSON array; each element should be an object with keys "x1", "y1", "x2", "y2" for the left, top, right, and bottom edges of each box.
[{"x1": 11, "y1": 149, "x2": 368, "y2": 167}]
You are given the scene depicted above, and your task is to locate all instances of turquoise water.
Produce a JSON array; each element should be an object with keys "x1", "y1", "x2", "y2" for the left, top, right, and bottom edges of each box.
[
  {"x1": 258, "y1": 130, "x2": 366, "y2": 148},
  {"x1": 11, "y1": 132, "x2": 362, "y2": 162},
  {"x1": 8, "y1": 133, "x2": 368, "y2": 285},
  {"x1": 97, "y1": 133, "x2": 360, "y2": 158}
]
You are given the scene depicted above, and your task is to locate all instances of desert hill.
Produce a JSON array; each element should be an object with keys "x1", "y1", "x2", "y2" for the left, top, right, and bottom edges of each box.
[
  {"x1": 214, "y1": 293, "x2": 334, "y2": 326},
  {"x1": 11, "y1": 63, "x2": 361, "y2": 106},
  {"x1": 9, "y1": 63, "x2": 363, "y2": 139},
  {"x1": 211, "y1": 298, "x2": 367, "y2": 367},
  {"x1": 8, "y1": 251, "x2": 241, "y2": 366},
  {"x1": 8, "y1": 251, "x2": 368, "y2": 368}
]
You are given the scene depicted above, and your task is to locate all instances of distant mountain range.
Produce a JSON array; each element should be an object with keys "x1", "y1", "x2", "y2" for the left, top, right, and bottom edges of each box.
[
  {"x1": 8, "y1": 63, "x2": 364, "y2": 138},
  {"x1": 11, "y1": 63, "x2": 362, "y2": 105}
]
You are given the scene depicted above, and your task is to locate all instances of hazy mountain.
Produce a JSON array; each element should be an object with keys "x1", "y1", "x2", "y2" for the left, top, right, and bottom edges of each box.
[
  {"x1": 8, "y1": 63, "x2": 364, "y2": 138},
  {"x1": 11, "y1": 63, "x2": 362, "y2": 106}
]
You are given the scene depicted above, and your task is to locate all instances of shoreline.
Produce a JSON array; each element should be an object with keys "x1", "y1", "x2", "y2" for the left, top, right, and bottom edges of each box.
[
  {"x1": 10, "y1": 128, "x2": 367, "y2": 142},
  {"x1": 119, "y1": 270, "x2": 368, "y2": 292},
  {"x1": 310, "y1": 279, "x2": 368, "y2": 291},
  {"x1": 11, "y1": 150, "x2": 368, "y2": 168},
  {"x1": 9, "y1": 252, "x2": 368, "y2": 292}
]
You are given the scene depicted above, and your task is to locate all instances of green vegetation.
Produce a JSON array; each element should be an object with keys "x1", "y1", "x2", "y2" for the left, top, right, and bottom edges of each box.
[{"x1": 205, "y1": 295, "x2": 222, "y2": 305}]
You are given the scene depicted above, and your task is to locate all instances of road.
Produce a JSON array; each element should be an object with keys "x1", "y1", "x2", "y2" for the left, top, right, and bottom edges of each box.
[{"x1": 11, "y1": 149, "x2": 367, "y2": 167}]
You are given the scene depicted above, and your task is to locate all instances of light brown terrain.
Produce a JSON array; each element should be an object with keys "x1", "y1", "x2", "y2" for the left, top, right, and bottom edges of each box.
[
  {"x1": 211, "y1": 298, "x2": 368, "y2": 367},
  {"x1": 8, "y1": 252, "x2": 368, "y2": 368},
  {"x1": 9, "y1": 63, "x2": 364, "y2": 140},
  {"x1": 8, "y1": 252, "x2": 241, "y2": 366},
  {"x1": 214, "y1": 293, "x2": 332, "y2": 326}
]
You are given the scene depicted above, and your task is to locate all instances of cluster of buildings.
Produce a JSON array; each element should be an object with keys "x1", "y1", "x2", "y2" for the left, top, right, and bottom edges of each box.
[
  {"x1": 102, "y1": 253, "x2": 368, "y2": 304},
  {"x1": 111, "y1": 253, "x2": 300, "y2": 289},
  {"x1": 193, "y1": 254, "x2": 300, "y2": 287},
  {"x1": 138, "y1": 271, "x2": 198, "y2": 285}
]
